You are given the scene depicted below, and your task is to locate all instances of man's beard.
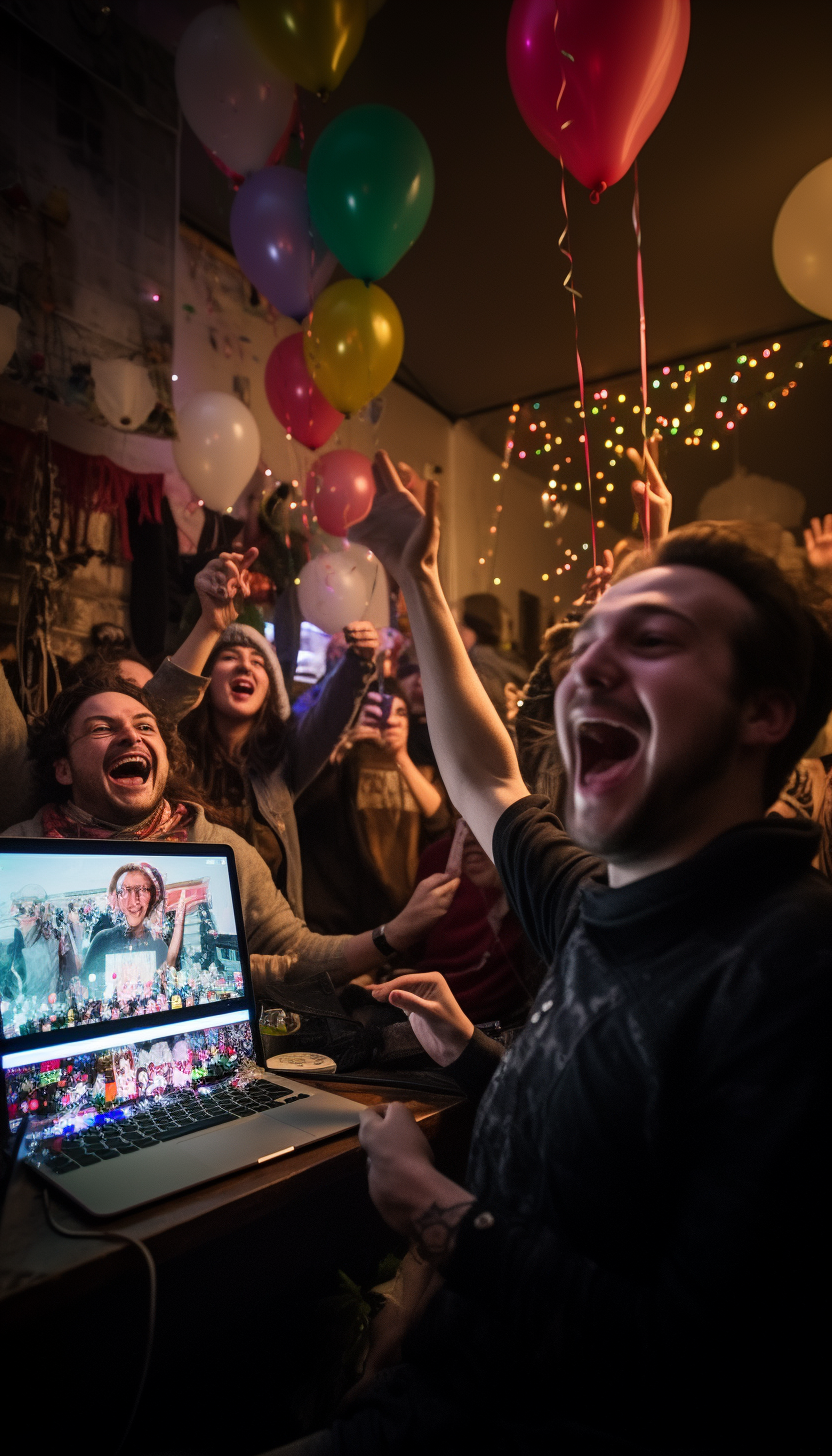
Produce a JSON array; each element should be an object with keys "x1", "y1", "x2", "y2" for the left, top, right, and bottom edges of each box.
[
  {"x1": 75, "y1": 768, "x2": 167, "y2": 827},
  {"x1": 564, "y1": 702, "x2": 741, "y2": 864}
]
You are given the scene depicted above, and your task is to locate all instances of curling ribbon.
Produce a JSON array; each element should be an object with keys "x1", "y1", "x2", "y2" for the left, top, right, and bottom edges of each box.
[
  {"x1": 631, "y1": 161, "x2": 651, "y2": 545},
  {"x1": 554, "y1": 9, "x2": 597, "y2": 567}
]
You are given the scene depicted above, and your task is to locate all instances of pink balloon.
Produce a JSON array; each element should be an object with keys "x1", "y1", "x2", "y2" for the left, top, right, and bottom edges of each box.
[
  {"x1": 506, "y1": 0, "x2": 690, "y2": 196},
  {"x1": 307, "y1": 450, "x2": 376, "y2": 538},
  {"x1": 264, "y1": 333, "x2": 344, "y2": 450}
]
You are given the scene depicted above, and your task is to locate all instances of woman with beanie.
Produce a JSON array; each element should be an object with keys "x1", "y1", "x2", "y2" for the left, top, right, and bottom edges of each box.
[{"x1": 142, "y1": 549, "x2": 380, "y2": 918}]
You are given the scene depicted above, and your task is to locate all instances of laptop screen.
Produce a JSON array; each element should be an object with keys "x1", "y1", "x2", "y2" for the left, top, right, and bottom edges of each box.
[
  {"x1": 0, "y1": 847, "x2": 249, "y2": 1045},
  {"x1": 2, "y1": 1009, "x2": 255, "y2": 1136}
]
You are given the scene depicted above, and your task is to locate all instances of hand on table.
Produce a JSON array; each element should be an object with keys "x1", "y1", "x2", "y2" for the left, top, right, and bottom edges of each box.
[
  {"x1": 193, "y1": 548, "x2": 259, "y2": 633},
  {"x1": 371, "y1": 971, "x2": 474, "y2": 1066}
]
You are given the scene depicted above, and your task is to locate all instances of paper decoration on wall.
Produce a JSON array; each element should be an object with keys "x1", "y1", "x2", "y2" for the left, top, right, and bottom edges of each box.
[{"x1": 92, "y1": 359, "x2": 158, "y2": 432}]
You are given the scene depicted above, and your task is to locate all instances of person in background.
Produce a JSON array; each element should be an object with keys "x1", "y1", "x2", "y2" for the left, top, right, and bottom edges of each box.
[
  {"x1": 407, "y1": 818, "x2": 544, "y2": 1025},
  {"x1": 396, "y1": 647, "x2": 437, "y2": 770},
  {"x1": 296, "y1": 685, "x2": 453, "y2": 937},
  {"x1": 770, "y1": 752, "x2": 832, "y2": 877},
  {"x1": 457, "y1": 592, "x2": 526, "y2": 725},
  {"x1": 138, "y1": 550, "x2": 381, "y2": 920},
  {"x1": 67, "y1": 622, "x2": 154, "y2": 688}
]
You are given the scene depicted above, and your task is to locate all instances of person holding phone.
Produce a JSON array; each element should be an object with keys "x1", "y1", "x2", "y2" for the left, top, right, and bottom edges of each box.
[{"x1": 295, "y1": 683, "x2": 453, "y2": 937}]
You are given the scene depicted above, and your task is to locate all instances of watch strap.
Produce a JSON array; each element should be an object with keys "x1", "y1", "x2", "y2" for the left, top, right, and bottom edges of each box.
[{"x1": 372, "y1": 924, "x2": 396, "y2": 958}]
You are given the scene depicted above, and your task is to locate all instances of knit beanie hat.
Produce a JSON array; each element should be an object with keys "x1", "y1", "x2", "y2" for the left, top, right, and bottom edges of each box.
[{"x1": 215, "y1": 623, "x2": 291, "y2": 722}]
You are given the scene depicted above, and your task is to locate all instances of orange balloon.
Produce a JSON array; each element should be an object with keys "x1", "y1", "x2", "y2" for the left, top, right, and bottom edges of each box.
[{"x1": 303, "y1": 279, "x2": 404, "y2": 415}]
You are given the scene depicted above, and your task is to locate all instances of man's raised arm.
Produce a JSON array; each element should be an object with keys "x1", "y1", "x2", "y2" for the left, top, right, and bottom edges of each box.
[{"x1": 350, "y1": 453, "x2": 528, "y2": 858}]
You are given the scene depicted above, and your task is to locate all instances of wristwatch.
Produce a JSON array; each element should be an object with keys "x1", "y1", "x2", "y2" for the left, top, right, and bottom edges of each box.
[{"x1": 372, "y1": 924, "x2": 396, "y2": 959}]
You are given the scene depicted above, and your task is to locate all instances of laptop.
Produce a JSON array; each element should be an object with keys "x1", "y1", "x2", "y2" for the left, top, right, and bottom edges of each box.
[{"x1": 0, "y1": 839, "x2": 361, "y2": 1218}]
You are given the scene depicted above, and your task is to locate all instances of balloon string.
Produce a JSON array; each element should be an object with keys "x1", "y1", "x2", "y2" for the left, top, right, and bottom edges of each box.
[
  {"x1": 553, "y1": 6, "x2": 596, "y2": 568},
  {"x1": 558, "y1": 161, "x2": 596, "y2": 569},
  {"x1": 631, "y1": 160, "x2": 650, "y2": 546}
]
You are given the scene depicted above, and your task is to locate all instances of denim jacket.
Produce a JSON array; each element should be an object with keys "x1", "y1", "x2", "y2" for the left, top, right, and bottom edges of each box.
[{"x1": 146, "y1": 653, "x2": 374, "y2": 919}]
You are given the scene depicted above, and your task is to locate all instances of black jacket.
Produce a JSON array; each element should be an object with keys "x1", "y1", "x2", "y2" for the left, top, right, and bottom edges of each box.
[{"x1": 337, "y1": 805, "x2": 830, "y2": 1456}]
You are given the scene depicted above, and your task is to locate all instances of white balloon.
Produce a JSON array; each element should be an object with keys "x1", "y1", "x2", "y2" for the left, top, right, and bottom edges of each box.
[
  {"x1": 175, "y1": 6, "x2": 295, "y2": 177},
  {"x1": 698, "y1": 467, "x2": 805, "y2": 530},
  {"x1": 173, "y1": 392, "x2": 261, "y2": 512},
  {"x1": 297, "y1": 542, "x2": 387, "y2": 635},
  {"x1": 92, "y1": 358, "x2": 157, "y2": 432},
  {"x1": 773, "y1": 157, "x2": 832, "y2": 320},
  {"x1": 0, "y1": 305, "x2": 20, "y2": 372}
]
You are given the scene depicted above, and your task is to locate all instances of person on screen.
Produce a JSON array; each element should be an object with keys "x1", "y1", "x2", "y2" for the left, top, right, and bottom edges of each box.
[
  {"x1": 82, "y1": 863, "x2": 187, "y2": 1005},
  {"x1": 113, "y1": 1046, "x2": 137, "y2": 1100}
]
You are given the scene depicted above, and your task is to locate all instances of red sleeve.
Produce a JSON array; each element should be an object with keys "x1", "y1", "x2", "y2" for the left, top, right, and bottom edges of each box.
[{"x1": 416, "y1": 835, "x2": 454, "y2": 883}]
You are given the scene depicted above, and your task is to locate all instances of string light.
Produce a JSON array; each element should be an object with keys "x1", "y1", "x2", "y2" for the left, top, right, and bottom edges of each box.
[{"x1": 483, "y1": 329, "x2": 822, "y2": 589}]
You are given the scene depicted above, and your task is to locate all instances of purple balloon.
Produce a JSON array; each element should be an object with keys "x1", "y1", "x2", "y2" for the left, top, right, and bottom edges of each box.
[{"x1": 230, "y1": 166, "x2": 336, "y2": 322}]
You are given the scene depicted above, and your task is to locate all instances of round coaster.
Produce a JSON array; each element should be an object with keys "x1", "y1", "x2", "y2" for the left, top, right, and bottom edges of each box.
[{"x1": 267, "y1": 1051, "x2": 337, "y2": 1073}]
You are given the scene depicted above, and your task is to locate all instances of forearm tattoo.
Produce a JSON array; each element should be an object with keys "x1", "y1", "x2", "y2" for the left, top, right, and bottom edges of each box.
[{"x1": 410, "y1": 1199, "x2": 475, "y2": 1264}]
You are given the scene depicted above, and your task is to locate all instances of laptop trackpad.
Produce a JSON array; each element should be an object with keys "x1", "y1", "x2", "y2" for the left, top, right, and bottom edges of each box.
[
  {"x1": 264, "y1": 1101, "x2": 361, "y2": 1140},
  {"x1": 183, "y1": 1115, "x2": 316, "y2": 1171}
]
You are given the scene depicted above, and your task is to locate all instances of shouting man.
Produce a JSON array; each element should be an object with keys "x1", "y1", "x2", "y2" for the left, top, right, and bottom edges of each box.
[{"x1": 293, "y1": 453, "x2": 831, "y2": 1456}]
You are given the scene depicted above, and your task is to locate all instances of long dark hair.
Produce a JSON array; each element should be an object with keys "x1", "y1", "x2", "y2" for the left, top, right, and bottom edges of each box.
[{"x1": 177, "y1": 642, "x2": 289, "y2": 826}]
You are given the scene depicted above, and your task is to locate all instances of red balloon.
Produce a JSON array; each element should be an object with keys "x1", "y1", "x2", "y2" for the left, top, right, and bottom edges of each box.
[
  {"x1": 506, "y1": 0, "x2": 690, "y2": 196},
  {"x1": 307, "y1": 450, "x2": 376, "y2": 538},
  {"x1": 264, "y1": 332, "x2": 344, "y2": 450}
]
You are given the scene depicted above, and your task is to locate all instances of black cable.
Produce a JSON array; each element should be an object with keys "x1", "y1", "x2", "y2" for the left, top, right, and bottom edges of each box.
[{"x1": 42, "y1": 1189, "x2": 157, "y2": 1454}]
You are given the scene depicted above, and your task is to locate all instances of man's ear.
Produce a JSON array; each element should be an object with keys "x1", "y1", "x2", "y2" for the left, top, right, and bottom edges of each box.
[
  {"x1": 739, "y1": 690, "x2": 796, "y2": 749},
  {"x1": 54, "y1": 756, "x2": 73, "y2": 787}
]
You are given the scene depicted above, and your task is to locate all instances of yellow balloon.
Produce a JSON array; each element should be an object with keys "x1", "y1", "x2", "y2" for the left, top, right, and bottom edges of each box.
[
  {"x1": 303, "y1": 279, "x2": 404, "y2": 415},
  {"x1": 239, "y1": 0, "x2": 367, "y2": 96}
]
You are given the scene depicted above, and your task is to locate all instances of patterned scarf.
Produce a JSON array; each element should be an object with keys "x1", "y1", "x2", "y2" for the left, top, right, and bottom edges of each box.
[{"x1": 40, "y1": 798, "x2": 195, "y2": 842}]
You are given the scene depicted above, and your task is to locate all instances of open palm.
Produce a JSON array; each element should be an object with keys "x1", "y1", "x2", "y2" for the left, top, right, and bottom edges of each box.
[{"x1": 349, "y1": 452, "x2": 438, "y2": 582}]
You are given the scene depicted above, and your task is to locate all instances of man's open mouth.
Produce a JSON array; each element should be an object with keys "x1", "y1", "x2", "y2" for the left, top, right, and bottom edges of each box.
[
  {"x1": 107, "y1": 754, "x2": 152, "y2": 787},
  {"x1": 577, "y1": 720, "x2": 641, "y2": 790}
]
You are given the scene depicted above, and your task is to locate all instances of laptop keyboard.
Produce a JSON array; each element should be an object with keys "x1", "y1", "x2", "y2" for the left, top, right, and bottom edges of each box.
[{"x1": 34, "y1": 1081, "x2": 310, "y2": 1176}]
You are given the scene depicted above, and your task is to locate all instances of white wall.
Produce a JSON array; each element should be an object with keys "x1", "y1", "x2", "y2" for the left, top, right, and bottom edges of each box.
[{"x1": 446, "y1": 422, "x2": 620, "y2": 638}]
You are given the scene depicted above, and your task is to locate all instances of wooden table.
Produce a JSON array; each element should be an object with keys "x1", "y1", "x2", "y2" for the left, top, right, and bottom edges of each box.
[{"x1": 0, "y1": 1080, "x2": 473, "y2": 1454}]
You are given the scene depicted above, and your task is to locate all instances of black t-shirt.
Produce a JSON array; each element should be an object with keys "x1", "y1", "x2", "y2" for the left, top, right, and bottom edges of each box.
[
  {"x1": 379, "y1": 799, "x2": 831, "y2": 1456},
  {"x1": 83, "y1": 925, "x2": 169, "y2": 986}
]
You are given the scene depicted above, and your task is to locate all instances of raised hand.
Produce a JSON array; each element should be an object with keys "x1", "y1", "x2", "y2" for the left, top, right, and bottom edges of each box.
[
  {"x1": 343, "y1": 621, "x2": 380, "y2": 660},
  {"x1": 626, "y1": 434, "x2": 672, "y2": 542},
  {"x1": 572, "y1": 548, "x2": 615, "y2": 609},
  {"x1": 371, "y1": 970, "x2": 474, "y2": 1066},
  {"x1": 193, "y1": 548, "x2": 259, "y2": 633},
  {"x1": 804, "y1": 515, "x2": 832, "y2": 571},
  {"x1": 349, "y1": 452, "x2": 439, "y2": 584}
]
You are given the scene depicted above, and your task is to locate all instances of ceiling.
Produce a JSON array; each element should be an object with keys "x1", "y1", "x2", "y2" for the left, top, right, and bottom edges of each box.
[{"x1": 114, "y1": 0, "x2": 832, "y2": 424}]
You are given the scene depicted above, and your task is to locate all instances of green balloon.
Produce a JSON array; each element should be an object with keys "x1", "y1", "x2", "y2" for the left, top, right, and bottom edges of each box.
[{"x1": 307, "y1": 104, "x2": 435, "y2": 282}]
